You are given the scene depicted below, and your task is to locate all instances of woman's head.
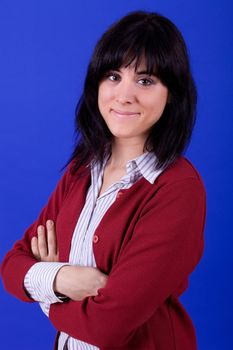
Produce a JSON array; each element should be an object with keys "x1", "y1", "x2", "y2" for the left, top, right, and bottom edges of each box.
[
  {"x1": 98, "y1": 61, "x2": 169, "y2": 149},
  {"x1": 70, "y1": 10, "x2": 197, "y2": 172}
]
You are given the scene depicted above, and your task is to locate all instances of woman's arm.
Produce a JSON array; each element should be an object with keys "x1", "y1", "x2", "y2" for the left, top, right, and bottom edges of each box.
[
  {"x1": 49, "y1": 177, "x2": 206, "y2": 348},
  {"x1": 17, "y1": 218, "x2": 107, "y2": 325},
  {"x1": 24, "y1": 220, "x2": 70, "y2": 304},
  {"x1": 0, "y1": 161, "x2": 77, "y2": 302},
  {"x1": 25, "y1": 219, "x2": 108, "y2": 303}
]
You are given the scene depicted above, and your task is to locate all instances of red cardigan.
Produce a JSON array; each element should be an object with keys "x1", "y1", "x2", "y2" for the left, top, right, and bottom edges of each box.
[{"x1": 1, "y1": 156, "x2": 206, "y2": 350}]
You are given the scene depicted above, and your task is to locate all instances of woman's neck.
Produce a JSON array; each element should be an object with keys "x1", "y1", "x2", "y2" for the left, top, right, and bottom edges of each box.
[{"x1": 107, "y1": 140, "x2": 146, "y2": 170}]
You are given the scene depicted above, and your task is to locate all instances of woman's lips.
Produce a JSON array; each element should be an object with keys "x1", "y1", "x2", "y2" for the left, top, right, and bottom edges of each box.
[{"x1": 111, "y1": 109, "x2": 140, "y2": 118}]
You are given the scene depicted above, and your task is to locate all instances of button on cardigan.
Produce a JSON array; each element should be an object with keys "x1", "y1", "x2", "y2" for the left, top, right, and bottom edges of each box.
[{"x1": 0, "y1": 152, "x2": 206, "y2": 350}]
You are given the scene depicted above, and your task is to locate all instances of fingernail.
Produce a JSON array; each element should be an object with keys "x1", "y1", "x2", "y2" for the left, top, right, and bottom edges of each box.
[
  {"x1": 38, "y1": 225, "x2": 44, "y2": 233},
  {"x1": 47, "y1": 220, "x2": 53, "y2": 227}
]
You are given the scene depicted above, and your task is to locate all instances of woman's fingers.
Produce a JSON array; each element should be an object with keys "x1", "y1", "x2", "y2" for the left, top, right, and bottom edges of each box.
[
  {"x1": 31, "y1": 236, "x2": 40, "y2": 260},
  {"x1": 31, "y1": 221, "x2": 59, "y2": 262},
  {"x1": 46, "y1": 220, "x2": 58, "y2": 259},
  {"x1": 37, "y1": 225, "x2": 48, "y2": 259}
]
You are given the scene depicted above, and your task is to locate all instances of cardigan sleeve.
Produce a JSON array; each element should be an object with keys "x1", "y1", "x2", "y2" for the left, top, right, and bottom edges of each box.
[
  {"x1": 49, "y1": 177, "x2": 206, "y2": 348},
  {"x1": 0, "y1": 161, "x2": 75, "y2": 302}
]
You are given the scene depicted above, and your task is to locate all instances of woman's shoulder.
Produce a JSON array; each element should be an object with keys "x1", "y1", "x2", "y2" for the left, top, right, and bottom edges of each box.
[
  {"x1": 156, "y1": 156, "x2": 205, "y2": 189},
  {"x1": 65, "y1": 157, "x2": 91, "y2": 179}
]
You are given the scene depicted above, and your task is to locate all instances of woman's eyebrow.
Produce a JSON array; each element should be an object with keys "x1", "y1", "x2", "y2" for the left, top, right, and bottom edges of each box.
[
  {"x1": 136, "y1": 70, "x2": 154, "y2": 75},
  {"x1": 109, "y1": 68, "x2": 155, "y2": 76}
]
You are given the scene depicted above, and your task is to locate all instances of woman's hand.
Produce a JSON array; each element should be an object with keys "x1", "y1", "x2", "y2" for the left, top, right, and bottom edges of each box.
[
  {"x1": 31, "y1": 219, "x2": 108, "y2": 300},
  {"x1": 53, "y1": 265, "x2": 108, "y2": 301},
  {"x1": 31, "y1": 220, "x2": 59, "y2": 262}
]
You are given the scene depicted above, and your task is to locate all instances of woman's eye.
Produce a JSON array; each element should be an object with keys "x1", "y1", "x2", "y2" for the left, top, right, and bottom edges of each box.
[
  {"x1": 138, "y1": 78, "x2": 154, "y2": 86},
  {"x1": 105, "y1": 72, "x2": 119, "y2": 81},
  {"x1": 109, "y1": 74, "x2": 118, "y2": 81}
]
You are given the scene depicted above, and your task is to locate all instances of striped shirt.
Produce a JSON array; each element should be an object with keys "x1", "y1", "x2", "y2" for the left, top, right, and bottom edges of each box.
[{"x1": 24, "y1": 150, "x2": 164, "y2": 350}]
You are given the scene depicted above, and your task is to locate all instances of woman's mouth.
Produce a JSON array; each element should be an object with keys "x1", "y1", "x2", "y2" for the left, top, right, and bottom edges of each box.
[{"x1": 111, "y1": 109, "x2": 140, "y2": 118}]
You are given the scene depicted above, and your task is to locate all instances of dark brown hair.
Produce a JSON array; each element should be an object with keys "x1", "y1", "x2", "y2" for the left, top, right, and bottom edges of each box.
[{"x1": 66, "y1": 10, "x2": 197, "y2": 174}]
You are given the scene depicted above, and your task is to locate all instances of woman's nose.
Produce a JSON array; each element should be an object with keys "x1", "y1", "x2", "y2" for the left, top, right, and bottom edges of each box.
[{"x1": 115, "y1": 80, "x2": 136, "y2": 104}]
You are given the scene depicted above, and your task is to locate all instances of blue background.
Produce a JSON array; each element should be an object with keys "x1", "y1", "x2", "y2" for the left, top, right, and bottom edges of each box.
[{"x1": 0, "y1": 1, "x2": 232, "y2": 349}]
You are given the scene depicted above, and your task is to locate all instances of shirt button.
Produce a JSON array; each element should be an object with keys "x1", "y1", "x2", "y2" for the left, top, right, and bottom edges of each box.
[
  {"x1": 93, "y1": 234, "x2": 99, "y2": 243},
  {"x1": 129, "y1": 161, "x2": 136, "y2": 170}
]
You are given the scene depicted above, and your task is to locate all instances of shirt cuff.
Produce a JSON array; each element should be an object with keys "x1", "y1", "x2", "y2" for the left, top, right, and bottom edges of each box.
[
  {"x1": 39, "y1": 301, "x2": 50, "y2": 317},
  {"x1": 24, "y1": 262, "x2": 70, "y2": 304}
]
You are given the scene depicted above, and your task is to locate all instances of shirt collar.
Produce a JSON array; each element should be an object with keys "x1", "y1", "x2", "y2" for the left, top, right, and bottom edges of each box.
[
  {"x1": 125, "y1": 151, "x2": 164, "y2": 184},
  {"x1": 88, "y1": 150, "x2": 164, "y2": 184}
]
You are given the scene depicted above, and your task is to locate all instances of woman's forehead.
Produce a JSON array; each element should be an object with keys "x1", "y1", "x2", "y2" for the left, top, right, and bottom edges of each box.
[
  {"x1": 118, "y1": 56, "x2": 157, "y2": 75},
  {"x1": 117, "y1": 63, "x2": 148, "y2": 74},
  {"x1": 101, "y1": 51, "x2": 159, "y2": 76}
]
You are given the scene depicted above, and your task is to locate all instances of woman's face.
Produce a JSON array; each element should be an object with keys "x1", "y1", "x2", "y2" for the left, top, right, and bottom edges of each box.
[{"x1": 98, "y1": 62, "x2": 169, "y2": 144}]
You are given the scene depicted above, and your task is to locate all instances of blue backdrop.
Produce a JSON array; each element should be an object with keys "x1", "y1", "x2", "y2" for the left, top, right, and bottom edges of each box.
[{"x1": 0, "y1": 1, "x2": 232, "y2": 349}]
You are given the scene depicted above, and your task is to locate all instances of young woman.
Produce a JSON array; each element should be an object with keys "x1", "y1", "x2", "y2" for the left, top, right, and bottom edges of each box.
[{"x1": 1, "y1": 10, "x2": 206, "y2": 350}]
